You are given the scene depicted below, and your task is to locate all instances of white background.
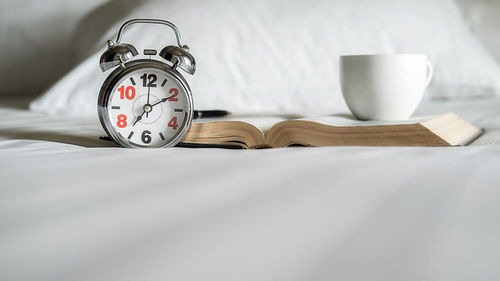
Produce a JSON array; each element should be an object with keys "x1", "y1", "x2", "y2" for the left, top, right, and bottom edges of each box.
[
  {"x1": 0, "y1": 0, "x2": 106, "y2": 98},
  {"x1": 0, "y1": 0, "x2": 500, "y2": 99}
]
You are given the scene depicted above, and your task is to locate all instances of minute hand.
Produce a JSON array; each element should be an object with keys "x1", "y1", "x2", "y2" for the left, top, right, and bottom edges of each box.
[
  {"x1": 133, "y1": 111, "x2": 146, "y2": 126},
  {"x1": 151, "y1": 95, "x2": 174, "y2": 107}
]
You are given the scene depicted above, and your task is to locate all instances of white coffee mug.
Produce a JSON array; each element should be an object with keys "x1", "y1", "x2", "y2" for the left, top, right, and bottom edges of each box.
[{"x1": 340, "y1": 54, "x2": 433, "y2": 120}]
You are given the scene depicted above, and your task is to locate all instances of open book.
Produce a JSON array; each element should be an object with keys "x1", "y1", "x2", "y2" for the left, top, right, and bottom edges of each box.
[{"x1": 180, "y1": 112, "x2": 483, "y2": 149}]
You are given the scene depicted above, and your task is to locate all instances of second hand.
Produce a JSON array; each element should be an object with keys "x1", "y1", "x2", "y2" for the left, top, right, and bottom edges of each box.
[{"x1": 146, "y1": 85, "x2": 151, "y2": 118}]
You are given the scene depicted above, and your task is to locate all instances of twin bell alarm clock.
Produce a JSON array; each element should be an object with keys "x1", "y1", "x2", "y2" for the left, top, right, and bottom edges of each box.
[{"x1": 98, "y1": 19, "x2": 196, "y2": 148}]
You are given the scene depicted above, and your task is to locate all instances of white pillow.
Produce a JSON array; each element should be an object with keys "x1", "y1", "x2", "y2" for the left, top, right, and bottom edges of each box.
[
  {"x1": 455, "y1": 0, "x2": 500, "y2": 63},
  {"x1": 31, "y1": 0, "x2": 500, "y2": 117}
]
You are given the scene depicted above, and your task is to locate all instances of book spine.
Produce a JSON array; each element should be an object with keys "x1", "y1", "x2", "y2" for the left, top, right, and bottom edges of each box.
[{"x1": 249, "y1": 144, "x2": 273, "y2": 149}]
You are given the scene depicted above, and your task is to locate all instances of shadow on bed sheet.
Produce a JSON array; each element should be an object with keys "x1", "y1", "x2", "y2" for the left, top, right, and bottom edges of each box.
[{"x1": 0, "y1": 128, "x2": 119, "y2": 148}]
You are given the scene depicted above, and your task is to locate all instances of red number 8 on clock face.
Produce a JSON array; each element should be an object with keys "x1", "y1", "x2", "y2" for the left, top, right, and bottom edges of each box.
[{"x1": 116, "y1": 114, "x2": 127, "y2": 128}]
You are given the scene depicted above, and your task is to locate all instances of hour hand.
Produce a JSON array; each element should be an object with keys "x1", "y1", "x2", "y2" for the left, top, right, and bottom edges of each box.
[{"x1": 152, "y1": 95, "x2": 174, "y2": 107}]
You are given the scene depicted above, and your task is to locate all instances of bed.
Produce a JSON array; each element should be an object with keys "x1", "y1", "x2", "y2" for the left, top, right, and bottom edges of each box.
[
  {"x1": 2, "y1": 0, "x2": 500, "y2": 280},
  {"x1": 1, "y1": 96, "x2": 500, "y2": 281}
]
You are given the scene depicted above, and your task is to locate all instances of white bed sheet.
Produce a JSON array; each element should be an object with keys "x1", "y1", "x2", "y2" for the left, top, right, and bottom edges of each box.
[{"x1": 1, "y1": 98, "x2": 500, "y2": 281}]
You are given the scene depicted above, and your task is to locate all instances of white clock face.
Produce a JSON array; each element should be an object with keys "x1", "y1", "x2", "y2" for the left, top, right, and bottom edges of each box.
[{"x1": 107, "y1": 68, "x2": 190, "y2": 147}]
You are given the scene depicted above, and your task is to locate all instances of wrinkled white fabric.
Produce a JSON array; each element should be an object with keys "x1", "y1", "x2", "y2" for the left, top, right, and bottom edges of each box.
[
  {"x1": 1, "y1": 97, "x2": 500, "y2": 281},
  {"x1": 30, "y1": 0, "x2": 500, "y2": 117}
]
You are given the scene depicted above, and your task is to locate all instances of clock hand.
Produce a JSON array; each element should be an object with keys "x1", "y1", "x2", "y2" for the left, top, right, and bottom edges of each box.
[
  {"x1": 133, "y1": 110, "x2": 146, "y2": 126},
  {"x1": 146, "y1": 86, "x2": 151, "y2": 118},
  {"x1": 133, "y1": 94, "x2": 173, "y2": 126},
  {"x1": 151, "y1": 95, "x2": 174, "y2": 107}
]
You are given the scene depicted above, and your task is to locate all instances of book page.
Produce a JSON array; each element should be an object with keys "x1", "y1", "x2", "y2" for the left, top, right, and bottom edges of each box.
[
  {"x1": 300, "y1": 114, "x2": 437, "y2": 127},
  {"x1": 194, "y1": 113, "x2": 304, "y2": 134}
]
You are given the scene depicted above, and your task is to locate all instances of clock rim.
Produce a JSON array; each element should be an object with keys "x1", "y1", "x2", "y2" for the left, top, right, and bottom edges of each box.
[{"x1": 98, "y1": 59, "x2": 194, "y2": 148}]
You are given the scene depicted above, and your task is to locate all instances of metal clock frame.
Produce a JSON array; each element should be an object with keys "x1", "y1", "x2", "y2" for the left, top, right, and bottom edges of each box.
[{"x1": 98, "y1": 59, "x2": 194, "y2": 148}]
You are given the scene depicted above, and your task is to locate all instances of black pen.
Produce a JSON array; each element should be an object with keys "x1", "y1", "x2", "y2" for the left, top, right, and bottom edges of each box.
[{"x1": 193, "y1": 110, "x2": 230, "y2": 119}]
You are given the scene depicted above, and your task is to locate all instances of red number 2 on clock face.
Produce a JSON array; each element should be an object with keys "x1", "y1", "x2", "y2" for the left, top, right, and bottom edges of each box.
[{"x1": 168, "y1": 88, "x2": 179, "y2": 102}]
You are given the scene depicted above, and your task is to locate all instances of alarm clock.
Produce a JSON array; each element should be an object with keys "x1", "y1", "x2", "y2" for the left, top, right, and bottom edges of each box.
[{"x1": 98, "y1": 19, "x2": 195, "y2": 148}]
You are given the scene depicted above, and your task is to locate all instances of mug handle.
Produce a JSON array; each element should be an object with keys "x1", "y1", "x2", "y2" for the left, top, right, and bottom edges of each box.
[{"x1": 424, "y1": 60, "x2": 434, "y2": 88}]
